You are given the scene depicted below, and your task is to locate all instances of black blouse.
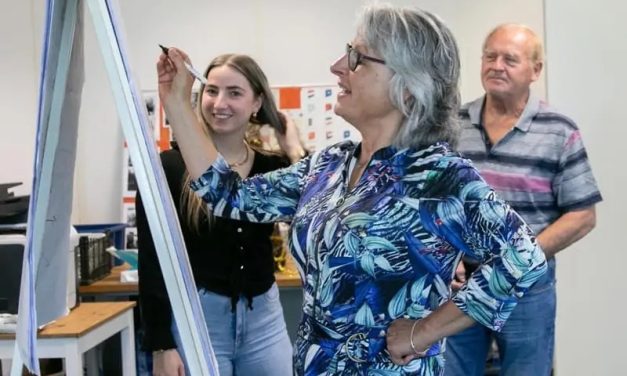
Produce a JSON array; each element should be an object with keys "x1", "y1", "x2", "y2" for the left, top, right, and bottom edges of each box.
[{"x1": 137, "y1": 145, "x2": 289, "y2": 351}]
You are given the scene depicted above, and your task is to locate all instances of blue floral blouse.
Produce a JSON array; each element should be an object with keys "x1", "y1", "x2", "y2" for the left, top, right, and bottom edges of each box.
[{"x1": 191, "y1": 141, "x2": 547, "y2": 375}]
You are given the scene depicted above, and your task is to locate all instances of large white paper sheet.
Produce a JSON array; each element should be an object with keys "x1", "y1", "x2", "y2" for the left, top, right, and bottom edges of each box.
[{"x1": 14, "y1": 1, "x2": 83, "y2": 373}]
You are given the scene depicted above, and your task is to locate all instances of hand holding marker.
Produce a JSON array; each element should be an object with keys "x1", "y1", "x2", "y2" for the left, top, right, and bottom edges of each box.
[{"x1": 159, "y1": 44, "x2": 208, "y2": 85}]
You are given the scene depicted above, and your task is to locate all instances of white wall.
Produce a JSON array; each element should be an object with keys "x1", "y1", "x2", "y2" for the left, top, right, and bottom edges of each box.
[
  {"x1": 0, "y1": 1, "x2": 40, "y2": 196},
  {"x1": 545, "y1": 0, "x2": 627, "y2": 373}
]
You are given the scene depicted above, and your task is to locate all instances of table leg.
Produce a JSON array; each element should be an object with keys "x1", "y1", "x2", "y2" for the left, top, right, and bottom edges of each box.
[
  {"x1": 63, "y1": 342, "x2": 83, "y2": 376},
  {"x1": 1, "y1": 359, "x2": 12, "y2": 376},
  {"x1": 85, "y1": 346, "x2": 99, "y2": 376},
  {"x1": 120, "y1": 312, "x2": 136, "y2": 376}
]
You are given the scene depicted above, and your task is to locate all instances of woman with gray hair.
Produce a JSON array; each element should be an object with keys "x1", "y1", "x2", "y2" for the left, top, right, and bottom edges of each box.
[{"x1": 156, "y1": 3, "x2": 546, "y2": 375}]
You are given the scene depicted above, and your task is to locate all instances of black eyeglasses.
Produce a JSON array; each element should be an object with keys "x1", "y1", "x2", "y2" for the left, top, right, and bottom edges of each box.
[{"x1": 346, "y1": 43, "x2": 386, "y2": 71}]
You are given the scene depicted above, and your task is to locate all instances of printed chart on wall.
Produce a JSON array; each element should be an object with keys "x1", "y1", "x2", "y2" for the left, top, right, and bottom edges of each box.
[
  {"x1": 271, "y1": 85, "x2": 359, "y2": 151},
  {"x1": 121, "y1": 85, "x2": 358, "y2": 241}
]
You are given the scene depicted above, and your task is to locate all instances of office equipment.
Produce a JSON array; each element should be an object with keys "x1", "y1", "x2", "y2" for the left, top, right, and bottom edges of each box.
[
  {"x1": 0, "y1": 183, "x2": 29, "y2": 225},
  {"x1": 76, "y1": 223, "x2": 127, "y2": 266},
  {"x1": 75, "y1": 223, "x2": 127, "y2": 250},
  {"x1": 0, "y1": 235, "x2": 25, "y2": 314},
  {"x1": 75, "y1": 233, "x2": 113, "y2": 285}
]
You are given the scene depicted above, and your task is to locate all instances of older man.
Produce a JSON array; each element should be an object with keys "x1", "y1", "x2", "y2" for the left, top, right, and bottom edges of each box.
[{"x1": 444, "y1": 24, "x2": 602, "y2": 376}]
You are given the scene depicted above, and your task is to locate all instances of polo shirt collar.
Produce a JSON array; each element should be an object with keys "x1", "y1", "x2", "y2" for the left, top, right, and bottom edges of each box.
[{"x1": 467, "y1": 94, "x2": 541, "y2": 133}]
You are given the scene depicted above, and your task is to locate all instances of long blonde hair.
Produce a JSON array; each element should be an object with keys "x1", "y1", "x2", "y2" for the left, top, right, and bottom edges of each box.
[{"x1": 180, "y1": 53, "x2": 284, "y2": 233}]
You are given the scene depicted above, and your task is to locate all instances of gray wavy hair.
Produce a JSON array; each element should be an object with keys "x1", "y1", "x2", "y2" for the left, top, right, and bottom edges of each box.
[{"x1": 357, "y1": 3, "x2": 461, "y2": 149}]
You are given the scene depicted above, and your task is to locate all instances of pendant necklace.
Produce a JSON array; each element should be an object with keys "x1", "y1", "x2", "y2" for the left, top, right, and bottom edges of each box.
[{"x1": 228, "y1": 143, "x2": 250, "y2": 168}]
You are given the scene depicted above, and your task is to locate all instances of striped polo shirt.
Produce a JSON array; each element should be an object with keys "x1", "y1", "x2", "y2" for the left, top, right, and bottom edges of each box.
[{"x1": 457, "y1": 95, "x2": 602, "y2": 235}]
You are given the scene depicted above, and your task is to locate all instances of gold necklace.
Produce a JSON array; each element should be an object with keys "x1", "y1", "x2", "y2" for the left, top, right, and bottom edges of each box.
[{"x1": 228, "y1": 144, "x2": 250, "y2": 168}]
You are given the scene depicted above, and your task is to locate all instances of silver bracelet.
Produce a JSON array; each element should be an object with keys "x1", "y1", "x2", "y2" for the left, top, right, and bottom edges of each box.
[{"x1": 409, "y1": 320, "x2": 428, "y2": 357}]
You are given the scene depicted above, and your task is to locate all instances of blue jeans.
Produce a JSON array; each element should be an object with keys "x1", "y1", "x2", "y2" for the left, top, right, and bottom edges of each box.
[
  {"x1": 444, "y1": 259, "x2": 556, "y2": 376},
  {"x1": 172, "y1": 283, "x2": 293, "y2": 376}
]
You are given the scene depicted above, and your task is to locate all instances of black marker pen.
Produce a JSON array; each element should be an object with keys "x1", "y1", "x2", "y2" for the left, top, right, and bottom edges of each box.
[{"x1": 159, "y1": 44, "x2": 207, "y2": 85}]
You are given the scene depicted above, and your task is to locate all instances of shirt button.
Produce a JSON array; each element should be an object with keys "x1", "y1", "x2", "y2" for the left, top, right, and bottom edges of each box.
[
  {"x1": 240, "y1": 246, "x2": 244, "y2": 251},
  {"x1": 237, "y1": 227, "x2": 243, "y2": 233},
  {"x1": 336, "y1": 197, "x2": 345, "y2": 207},
  {"x1": 240, "y1": 265, "x2": 244, "y2": 270}
]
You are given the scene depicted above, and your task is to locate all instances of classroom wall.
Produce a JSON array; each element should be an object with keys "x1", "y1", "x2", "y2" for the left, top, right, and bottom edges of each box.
[
  {"x1": 0, "y1": 1, "x2": 40, "y2": 197},
  {"x1": 545, "y1": 0, "x2": 627, "y2": 373}
]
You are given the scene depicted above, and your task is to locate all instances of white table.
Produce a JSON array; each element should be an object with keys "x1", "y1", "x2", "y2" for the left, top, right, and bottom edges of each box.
[{"x1": 0, "y1": 302, "x2": 136, "y2": 375}]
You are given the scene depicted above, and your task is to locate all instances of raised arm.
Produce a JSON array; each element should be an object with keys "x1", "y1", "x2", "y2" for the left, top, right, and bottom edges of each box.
[
  {"x1": 190, "y1": 154, "x2": 312, "y2": 223},
  {"x1": 157, "y1": 48, "x2": 217, "y2": 178}
]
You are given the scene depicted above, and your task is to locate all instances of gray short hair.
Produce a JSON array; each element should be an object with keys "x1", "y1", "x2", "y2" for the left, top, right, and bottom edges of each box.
[
  {"x1": 484, "y1": 24, "x2": 544, "y2": 64},
  {"x1": 357, "y1": 3, "x2": 461, "y2": 149}
]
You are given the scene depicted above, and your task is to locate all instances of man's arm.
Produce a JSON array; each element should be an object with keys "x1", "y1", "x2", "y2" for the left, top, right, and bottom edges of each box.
[{"x1": 536, "y1": 206, "x2": 596, "y2": 259}]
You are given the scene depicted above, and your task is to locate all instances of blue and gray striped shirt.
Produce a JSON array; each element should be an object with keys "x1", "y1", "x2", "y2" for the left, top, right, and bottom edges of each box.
[{"x1": 457, "y1": 95, "x2": 602, "y2": 235}]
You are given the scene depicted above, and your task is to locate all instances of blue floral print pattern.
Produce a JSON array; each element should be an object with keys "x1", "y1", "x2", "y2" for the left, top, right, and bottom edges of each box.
[{"x1": 191, "y1": 141, "x2": 547, "y2": 375}]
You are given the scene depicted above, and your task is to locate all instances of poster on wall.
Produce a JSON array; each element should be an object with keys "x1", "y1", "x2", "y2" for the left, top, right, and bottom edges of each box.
[
  {"x1": 122, "y1": 201, "x2": 137, "y2": 248},
  {"x1": 271, "y1": 85, "x2": 359, "y2": 151},
  {"x1": 120, "y1": 85, "x2": 357, "y2": 244}
]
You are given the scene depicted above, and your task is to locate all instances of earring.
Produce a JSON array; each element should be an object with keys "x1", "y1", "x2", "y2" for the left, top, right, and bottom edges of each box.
[{"x1": 251, "y1": 111, "x2": 258, "y2": 119}]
